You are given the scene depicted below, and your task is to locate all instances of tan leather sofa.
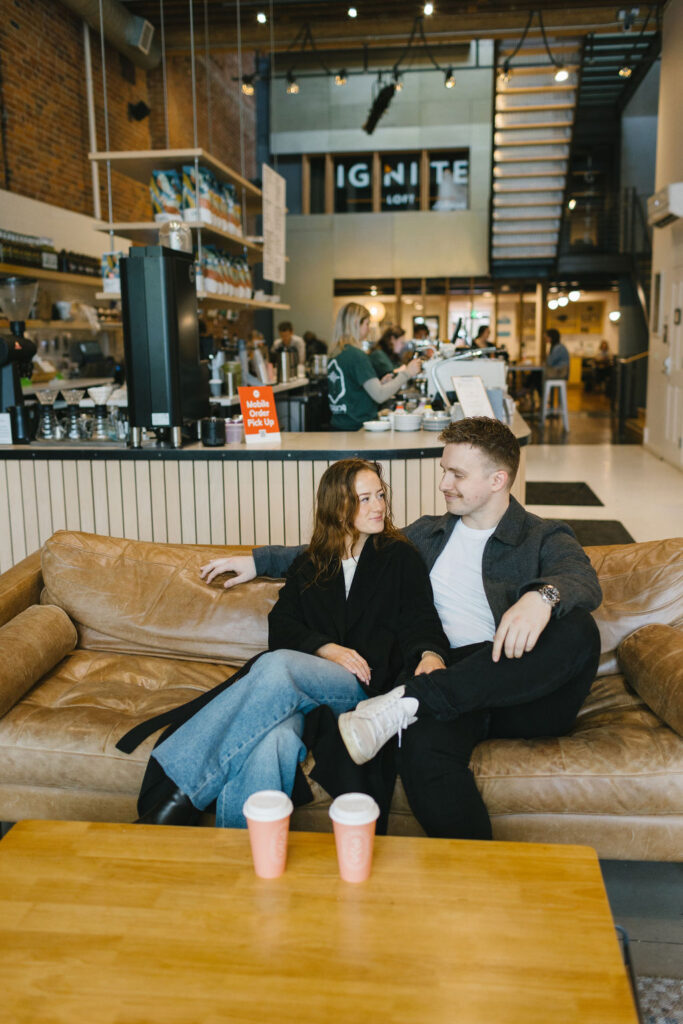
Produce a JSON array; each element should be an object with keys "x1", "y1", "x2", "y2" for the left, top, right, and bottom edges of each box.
[{"x1": 0, "y1": 530, "x2": 681, "y2": 861}]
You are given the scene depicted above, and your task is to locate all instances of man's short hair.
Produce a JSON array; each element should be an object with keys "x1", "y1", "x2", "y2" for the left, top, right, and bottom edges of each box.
[
  {"x1": 278, "y1": 321, "x2": 293, "y2": 333},
  {"x1": 439, "y1": 417, "x2": 520, "y2": 485}
]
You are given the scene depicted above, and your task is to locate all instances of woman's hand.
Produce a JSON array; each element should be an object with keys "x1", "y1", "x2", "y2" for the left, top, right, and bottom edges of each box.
[
  {"x1": 414, "y1": 652, "x2": 446, "y2": 675},
  {"x1": 380, "y1": 372, "x2": 394, "y2": 384},
  {"x1": 199, "y1": 555, "x2": 257, "y2": 588},
  {"x1": 316, "y1": 643, "x2": 372, "y2": 684},
  {"x1": 405, "y1": 356, "x2": 422, "y2": 378}
]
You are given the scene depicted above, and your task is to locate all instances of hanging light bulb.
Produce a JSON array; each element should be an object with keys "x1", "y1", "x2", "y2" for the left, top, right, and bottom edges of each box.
[
  {"x1": 347, "y1": 6, "x2": 357, "y2": 17},
  {"x1": 548, "y1": 298, "x2": 559, "y2": 310},
  {"x1": 568, "y1": 289, "x2": 581, "y2": 302},
  {"x1": 286, "y1": 71, "x2": 299, "y2": 95},
  {"x1": 335, "y1": 69, "x2": 348, "y2": 86},
  {"x1": 241, "y1": 74, "x2": 255, "y2": 96},
  {"x1": 393, "y1": 70, "x2": 403, "y2": 92},
  {"x1": 619, "y1": 64, "x2": 633, "y2": 78},
  {"x1": 256, "y1": 11, "x2": 267, "y2": 23},
  {"x1": 568, "y1": 198, "x2": 576, "y2": 211},
  {"x1": 609, "y1": 310, "x2": 622, "y2": 322},
  {"x1": 554, "y1": 66, "x2": 569, "y2": 82},
  {"x1": 497, "y1": 62, "x2": 510, "y2": 85},
  {"x1": 424, "y1": 3, "x2": 435, "y2": 14},
  {"x1": 444, "y1": 68, "x2": 455, "y2": 89},
  {"x1": 370, "y1": 285, "x2": 378, "y2": 296},
  {"x1": 557, "y1": 295, "x2": 569, "y2": 307}
]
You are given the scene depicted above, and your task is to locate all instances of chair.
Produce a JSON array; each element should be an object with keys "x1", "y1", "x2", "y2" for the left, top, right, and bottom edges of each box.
[{"x1": 541, "y1": 378, "x2": 569, "y2": 432}]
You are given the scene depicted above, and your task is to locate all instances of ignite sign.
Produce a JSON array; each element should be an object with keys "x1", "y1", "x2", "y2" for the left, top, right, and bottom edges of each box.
[{"x1": 333, "y1": 150, "x2": 469, "y2": 212}]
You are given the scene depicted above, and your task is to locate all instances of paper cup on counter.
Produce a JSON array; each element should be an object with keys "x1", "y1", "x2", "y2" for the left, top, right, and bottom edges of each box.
[
  {"x1": 329, "y1": 793, "x2": 380, "y2": 883},
  {"x1": 243, "y1": 790, "x2": 293, "y2": 878}
]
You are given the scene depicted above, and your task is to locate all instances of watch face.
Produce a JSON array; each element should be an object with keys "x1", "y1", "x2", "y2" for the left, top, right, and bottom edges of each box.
[{"x1": 540, "y1": 585, "x2": 560, "y2": 605}]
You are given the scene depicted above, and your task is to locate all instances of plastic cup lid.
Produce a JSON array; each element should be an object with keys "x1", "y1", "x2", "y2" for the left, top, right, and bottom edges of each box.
[
  {"x1": 242, "y1": 790, "x2": 293, "y2": 822},
  {"x1": 328, "y1": 792, "x2": 380, "y2": 826}
]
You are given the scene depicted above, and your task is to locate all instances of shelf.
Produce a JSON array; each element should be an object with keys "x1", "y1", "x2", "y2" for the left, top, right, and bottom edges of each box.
[
  {"x1": 2, "y1": 319, "x2": 122, "y2": 330},
  {"x1": 88, "y1": 148, "x2": 261, "y2": 206},
  {"x1": 95, "y1": 221, "x2": 264, "y2": 257},
  {"x1": 198, "y1": 293, "x2": 289, "y2": 311},
  {"x1": 0, "y1": 263, "x2": 100, "y2": 287}
]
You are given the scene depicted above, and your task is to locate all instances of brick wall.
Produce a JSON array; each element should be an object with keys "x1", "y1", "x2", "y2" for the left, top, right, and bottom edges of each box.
[{"x1": 0, "y1": 0, "x2": 257, "y2": 224}]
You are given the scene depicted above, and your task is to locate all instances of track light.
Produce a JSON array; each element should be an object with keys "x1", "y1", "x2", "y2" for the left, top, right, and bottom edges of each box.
[
  {"x1": 241, "y1": 74, "x2": 255, "y2": 96},
  {"x1": 619, "y1": 64, "x2": 633, "y2": 78},
  {"x1": 348, "y1": 6, "x2": 357, "y2": 17},
  {"x1": 609, "y1": 310, "x2": 622, "y2": 322},
  {"x1": 335, "y1": 69, "x2": 348, "y2": 85},
  {"x1": 256, "y1": 11, "x2": 267, "y2": 23},
  {"x1": 497, "y1": 62, "x2": 510, "y2": 85},
  {"x1": 424, "y1": 2, "x2": 434, "y2": 14},
  {"x1": 393, "y1": 70, "x2": 403, "y2": 92},
  {"x1": 286, "y1": 71, "x2": 299, "y2": 95},
  {"x1": 444, "y1": 68, "x2": 455, "y2": 89},
  {"x1": 554, "y1": 65, "x2": 569, "y2": 82}
]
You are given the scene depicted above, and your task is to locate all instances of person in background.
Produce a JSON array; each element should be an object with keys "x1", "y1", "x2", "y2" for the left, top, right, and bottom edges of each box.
[
  {"x1": 303, "y1": 330, "x2": 328, "y2": 361},
  {"x1": 593, "y1": 339, "x2": 614, "y2": 394},
  {"x1": 271, "y1": 320, "x2": 306, "y2": 366},
  {"x1": 472, "y1": 325, "x2": 491, "y2": 349},
  {"x1": 545, "y1": 328, "x2": 570, "y2": 379},
  {"x1": 127, "y1": 459, "x2": 449, "y2": 830},
  {"x1": 370, "y1": 326, "x2": 403, "y2": 378},
  {"x1": 327, "y1": 303, "x2": 421, "y2": 430},
  {"x1": 413, "y1": 322, "x2": 430, "y2": 344}
]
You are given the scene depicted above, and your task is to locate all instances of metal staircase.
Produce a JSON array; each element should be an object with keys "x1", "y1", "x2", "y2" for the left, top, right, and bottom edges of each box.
[{"x1": 490, "y1": 37, "x2": 582, "y2": 274}]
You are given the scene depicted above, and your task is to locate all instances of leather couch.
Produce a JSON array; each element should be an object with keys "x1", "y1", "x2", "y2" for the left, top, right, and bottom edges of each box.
[{"x1": 0, "y1": 530, "x2": 681, "y2": 860}]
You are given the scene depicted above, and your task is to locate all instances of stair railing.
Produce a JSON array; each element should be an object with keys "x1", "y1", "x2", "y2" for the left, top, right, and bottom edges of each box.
[{"x1": 615, "y1": 350, "x2": 649, "y2": 440}]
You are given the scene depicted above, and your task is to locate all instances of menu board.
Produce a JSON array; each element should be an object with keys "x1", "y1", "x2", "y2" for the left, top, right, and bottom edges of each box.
[
  {"x1": 262, "y1": 164, "x2": 286, "y2": 285},
  {"x1": 451, "y1": 375, "x2": 496, "y2": 419}
]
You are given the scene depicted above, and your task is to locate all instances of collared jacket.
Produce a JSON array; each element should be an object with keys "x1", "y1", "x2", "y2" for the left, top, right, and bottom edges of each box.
[{"x1": 254, "y1": 496, "x2": 603, "y2": 625}]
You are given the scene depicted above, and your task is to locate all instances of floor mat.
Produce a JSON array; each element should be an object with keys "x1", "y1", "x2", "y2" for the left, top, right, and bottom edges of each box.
[
  {"x1": 555, "y1": 519, "x2": 636, "y2": 546},
  {"x1": 526, "y1": 481, "x2": 604, "y2": 506},
  {"x1": 637, "y1": 976, "x2": 683, "y2": 1024}
]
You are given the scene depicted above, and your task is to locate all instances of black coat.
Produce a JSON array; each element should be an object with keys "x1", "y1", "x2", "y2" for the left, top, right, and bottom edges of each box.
[{"x1": 118, "y1": 535, "x2": 448, "y2": 823}]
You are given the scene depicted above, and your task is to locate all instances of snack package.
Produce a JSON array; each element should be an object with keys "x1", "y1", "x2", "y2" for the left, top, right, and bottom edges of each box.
[
  {"x1": 182, "y1": 165, "x2": 213, "y2": 224},
  {"x1": 150, "y1": 169, "x2": 182, "y2": 221}
]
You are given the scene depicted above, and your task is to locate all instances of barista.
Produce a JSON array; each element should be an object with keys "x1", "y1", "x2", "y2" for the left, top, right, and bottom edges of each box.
[
  {"x1": 327, "y1": 303, "x2": 421, "y2": 430},
  {"x1": 271, "y1": 321, "x2": 306, "y2": 366}
]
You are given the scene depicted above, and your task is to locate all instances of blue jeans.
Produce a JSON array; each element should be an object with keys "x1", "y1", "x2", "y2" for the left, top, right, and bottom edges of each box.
[{"x1": 153, "y1": 649, "x2": 366, "y2": 828}]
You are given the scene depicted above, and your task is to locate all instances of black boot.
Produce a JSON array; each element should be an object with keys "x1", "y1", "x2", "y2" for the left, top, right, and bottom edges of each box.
[{"x1": 135, "y1": 786, "x2": 201, "y2": 826}]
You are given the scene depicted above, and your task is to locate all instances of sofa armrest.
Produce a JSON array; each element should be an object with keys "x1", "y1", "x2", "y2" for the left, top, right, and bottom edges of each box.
[
  {"x1": 0, "y1": 550, "x2": 43, "y2": 628},
  {"x1": 618, "y1": 624, "x2": 683, "y2": 736}
]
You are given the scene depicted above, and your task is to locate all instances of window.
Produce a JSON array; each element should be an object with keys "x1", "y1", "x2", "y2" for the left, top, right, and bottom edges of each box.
[
  {"x1": 429, "y1": 151, "x2": 469, "y2": 210},
  {"x1": 334, "y1": 156, "x2": 372, "y2": 213},
  {"x1": 381, "y1": 153, "x2": 420, "y2": 211}
]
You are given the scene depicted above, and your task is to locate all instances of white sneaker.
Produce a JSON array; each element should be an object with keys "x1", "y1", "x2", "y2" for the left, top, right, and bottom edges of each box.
[{"x1": 338, "y1": 686, "x2": 419, "y2": 765}]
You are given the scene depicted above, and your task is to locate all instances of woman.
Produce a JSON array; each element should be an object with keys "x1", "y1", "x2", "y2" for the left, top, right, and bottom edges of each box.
[
  {"x1": 132, "y1": 458, "x2": 448, "y2": 829},
  {"x1": 328, "y1": 303, "x2": 421, "y2": 430},
  {"x1": 369, "y1": 326, "x2": 402, "y2": 378}
]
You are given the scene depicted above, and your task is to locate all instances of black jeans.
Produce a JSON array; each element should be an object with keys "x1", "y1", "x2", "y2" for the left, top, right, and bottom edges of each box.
[{"x1": 398, "y1": 609, "x2": 601, "y2": 840}]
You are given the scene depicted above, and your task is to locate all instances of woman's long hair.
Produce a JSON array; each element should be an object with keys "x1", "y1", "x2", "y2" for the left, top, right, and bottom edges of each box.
[
  {"x1": 331, "y1": 302, "x2": 370, "y2": 355},
  {"x1": 307, "y1": 459, "x2": 401, "y2": 583}
]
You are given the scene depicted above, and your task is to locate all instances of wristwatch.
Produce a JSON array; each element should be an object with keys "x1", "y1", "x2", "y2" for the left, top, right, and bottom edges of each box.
[{"x1": 537, "y1": 584, "x2": 561, "y2": 609}]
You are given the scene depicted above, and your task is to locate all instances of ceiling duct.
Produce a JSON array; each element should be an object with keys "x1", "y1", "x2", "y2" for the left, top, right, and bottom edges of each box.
[{"x1": 60, "y1": 0, "x2": 161, "y2": 70}]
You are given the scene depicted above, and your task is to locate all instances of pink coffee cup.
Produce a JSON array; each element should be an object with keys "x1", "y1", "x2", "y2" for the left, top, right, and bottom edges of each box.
[
  {"x1": 329, "y1": 793, "x2": 380, "y2": 883},
  {"x1": 243, "y1": 790, "x2": 293, "y2": 879}
]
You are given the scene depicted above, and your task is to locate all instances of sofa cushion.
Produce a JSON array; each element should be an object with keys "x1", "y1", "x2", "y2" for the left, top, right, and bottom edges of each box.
[
  {"x1": 586, "y1": 538, "x2": 683, "y2": 675},
  {"x1": 0, "y1": 649, "x2": 230, "y2": 795},
  {"x1": 41, "y1": 531, "x2": 284, "y2": 665},
  {"x1": 0, "y1": 605, "x2": 77, "y2": 718},
  {"x1": 471, "y1": 673, "x2": 683, "y2": 817},
  {"x1": 618, "y1": 624, "x2": 683, "y2": 737}
]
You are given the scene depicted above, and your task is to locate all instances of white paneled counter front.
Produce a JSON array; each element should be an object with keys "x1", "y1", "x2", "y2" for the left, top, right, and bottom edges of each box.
[{"x1": 0, "y1": 415, "x2": 530, "y2": 571}]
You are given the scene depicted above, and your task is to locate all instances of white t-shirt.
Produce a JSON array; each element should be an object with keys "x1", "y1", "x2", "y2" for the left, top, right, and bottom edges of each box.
[
  {"x1": 429, "y1": 519, "x2": 496, "y2": 649},
  {"x1": 341, "y1": 556, "x2": 358, "y2": 597}
]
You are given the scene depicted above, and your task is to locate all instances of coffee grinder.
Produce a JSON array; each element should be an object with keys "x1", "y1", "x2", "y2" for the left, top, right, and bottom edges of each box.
[
  {"x1": 0, "y1": 278, "x2": 38, "y2": 430},
  {"x1": 120, "y1": 246, "x2": 209, "y2": 447}
]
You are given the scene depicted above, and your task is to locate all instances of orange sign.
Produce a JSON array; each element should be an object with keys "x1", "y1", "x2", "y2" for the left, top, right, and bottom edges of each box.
[{"x1": 238, "y1": 386, "x2": 281, "y2": 444}]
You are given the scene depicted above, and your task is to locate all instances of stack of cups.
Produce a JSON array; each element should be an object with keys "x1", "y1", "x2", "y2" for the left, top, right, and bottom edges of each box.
[
  {"x1": 329, "y1": 792, "x2": 380, "y2": 883},
  {"x1": 243, "y1": 790, "x2": 293, "y2": 879}
]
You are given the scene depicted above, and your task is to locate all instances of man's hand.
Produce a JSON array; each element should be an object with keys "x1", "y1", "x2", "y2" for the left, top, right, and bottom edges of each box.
[
  {"x1": 414, "y1": 652, "x2": 446, "y2": 675},
  {"x1": 199, "y1": 555, "x2": 257, "y2": 589},
  {"x1": 316, "y1": 643, "x2": 371, "y2": 684},
  {"x1": 492, "y1": 591, "x2": 552, "y2": 662}
]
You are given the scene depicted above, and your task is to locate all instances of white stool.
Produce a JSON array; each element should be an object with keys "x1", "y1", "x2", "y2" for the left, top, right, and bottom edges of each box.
[{"x1": 541, "y1": 379, "x2": 569, "y2": 432}]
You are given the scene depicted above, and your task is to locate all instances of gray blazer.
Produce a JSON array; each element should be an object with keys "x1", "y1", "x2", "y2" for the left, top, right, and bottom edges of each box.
[{"x1": 253, "y1": 496, "x2": 602, "y2": 629}]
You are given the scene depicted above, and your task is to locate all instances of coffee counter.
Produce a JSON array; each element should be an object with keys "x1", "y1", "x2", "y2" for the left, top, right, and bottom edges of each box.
[{"x1": 0, "y1": 413, "x2": 530, "y2": 572}]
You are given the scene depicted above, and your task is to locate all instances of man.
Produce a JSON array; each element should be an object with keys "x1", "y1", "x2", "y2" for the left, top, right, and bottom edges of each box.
[
  {"x1": 211, "y1": 417, "x2": 602, "y2": 840},
  {"x1": 271, "y1": 320, "x2": 306, "y2": 366}
]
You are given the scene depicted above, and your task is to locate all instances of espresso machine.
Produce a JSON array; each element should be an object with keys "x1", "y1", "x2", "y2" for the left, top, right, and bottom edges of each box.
[
  {"x1": 0, "y1": 278, "x2": 38, "y2": 430},
  {"x1": 120, "y1": 246, "x2": 209, "y2": 447}
]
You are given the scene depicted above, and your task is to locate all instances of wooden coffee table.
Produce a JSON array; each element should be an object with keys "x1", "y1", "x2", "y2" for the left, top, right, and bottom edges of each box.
[{"x1": 0, "y1": 820, "x2": 637, "y2": 1023}]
